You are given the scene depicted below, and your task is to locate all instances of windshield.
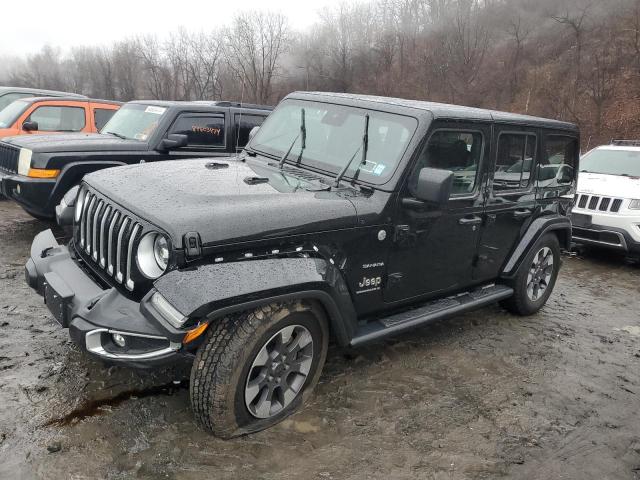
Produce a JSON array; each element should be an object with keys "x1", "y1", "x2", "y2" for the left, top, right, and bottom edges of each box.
[
  {"x1": 580, "y1": 149, "x2": 640, "y2": 177},
  {"x1": 0, "y1": 100, "x2": 29, "y2": 128},
  {"x1": 100, "y1": 103, "x2": 167, "y2": 141},
  {"x1": 249, "y1": 99, "x2": 418, "y2": 185}
]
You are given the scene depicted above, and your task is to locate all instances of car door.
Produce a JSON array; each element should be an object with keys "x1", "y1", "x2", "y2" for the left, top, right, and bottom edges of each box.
[
  {"x1": 19, "y1": 101, "x2": 88, "y2": 135},
  {"x1": 163, "y1": 111, "x2": 230, "y2": 160},
  {"x1": 384, "y1": 121, "x2": 491, "y2": 303},
  {"x1": 474, "y1": 126, "x2": 539, "y2": 282}
]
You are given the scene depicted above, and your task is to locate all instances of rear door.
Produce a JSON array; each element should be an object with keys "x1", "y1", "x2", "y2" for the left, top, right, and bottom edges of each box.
[
  {"x1": 384, "y1": 121, "x2": 491, "y2": 303},
  {"x1": 474, "y1": 126, "x2": 539, "y2": 282}
]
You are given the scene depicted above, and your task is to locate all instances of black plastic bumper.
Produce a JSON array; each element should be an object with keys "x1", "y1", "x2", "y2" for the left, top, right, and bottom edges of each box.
[
  {"x1": 572, "y1": 223, "x2": 640, "y2": 254},
  {"x1": 25, "y1": 229, "x2": 189, "y2": 368},
  {"x1": 1, "y1": 173, "x2": 58, "y2": 219}
]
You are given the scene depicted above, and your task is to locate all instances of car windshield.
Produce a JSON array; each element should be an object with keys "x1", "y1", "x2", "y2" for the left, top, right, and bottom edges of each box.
[
  {"x1": 0, "y1": 100, "x2": 29, "y2": 128},
  {"x1": 580, "y1": 149, "x2": 640, "y2": 177},
  {"x1": 249, "y1": 99, "x2": 418, "y2": 185},
  {"x1": 100, "y1": 103, "x2": 167, "y2": 141}
]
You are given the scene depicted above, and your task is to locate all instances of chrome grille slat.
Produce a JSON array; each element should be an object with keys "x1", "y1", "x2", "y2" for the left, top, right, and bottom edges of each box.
[
  {"x1": 115, "y1": 217, "x2": 130, "y2": 283},
  {"x1": 91, "y1": 201, "x2": 104, "y2": 261},
  {"x1": 74, "y1": 187, "x2": 150, "y2": 292},
  {"x1": 84, "y1": 196, "x2": 96, "y2": 254},
  {"x1": 107, "y1": 211, "x2": 121, "y2": 275},
  {"x1": 99, "y1": 206, "x2": 112, "y2": 267},
  {"x1": 125, "y1": 224, "x2": 141, "y2": 290},
  {"x1": 79, "y1": 191, "x2": 91, "y2": 248}
]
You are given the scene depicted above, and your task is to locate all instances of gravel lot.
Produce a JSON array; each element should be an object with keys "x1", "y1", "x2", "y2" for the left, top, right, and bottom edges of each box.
[{"x1": 1, "y1": 199, "x2": 639, "y2": 480}]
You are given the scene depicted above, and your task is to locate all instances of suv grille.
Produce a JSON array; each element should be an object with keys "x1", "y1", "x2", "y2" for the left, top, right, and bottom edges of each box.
[
  {"x1": 576, "y1": 194, "x2": 623, "y2": 213},
  {"x1": 75, "y1": 188, "x2": 144, "y2": 291},
  {"x1": 0, "y1": 142, "x2": 20, "y2": 174}
]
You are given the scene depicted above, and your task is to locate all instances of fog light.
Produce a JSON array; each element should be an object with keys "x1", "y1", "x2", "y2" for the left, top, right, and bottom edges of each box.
[{"x1": 112, "y1": 333, "x2": 126, "y2": 347}]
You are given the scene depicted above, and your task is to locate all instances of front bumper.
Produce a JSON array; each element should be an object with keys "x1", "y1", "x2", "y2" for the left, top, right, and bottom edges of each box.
[
  {"x1": 571, "y1": 217, "x2": 640, "y2": 254},
  {"x1": 1, "y1": 172, "x2": 58, "y2": 218},
  {"x1": 25, "y1": 229, "x2": 189, "y2": 367}
]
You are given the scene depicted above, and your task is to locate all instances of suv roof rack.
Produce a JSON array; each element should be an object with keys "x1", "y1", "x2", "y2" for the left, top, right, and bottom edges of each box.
[
  {"x1": 611, "y1": 139, "x2": 640, "y2": 147},
  {"x1": 208, "y1": 101, "x2": 272, "y2": 110}
]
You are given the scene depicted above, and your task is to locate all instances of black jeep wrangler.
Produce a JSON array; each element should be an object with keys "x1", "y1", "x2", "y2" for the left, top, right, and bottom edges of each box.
[
  {"x1": 0, "y1": 100, "x2": 271, "y2": 219},
  {"x1": 25, "y1": 92, "x2": 579, "y2": 438}
]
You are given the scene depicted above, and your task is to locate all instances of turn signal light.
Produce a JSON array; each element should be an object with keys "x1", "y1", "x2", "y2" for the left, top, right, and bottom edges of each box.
[
  {"x1": 183, "y1": 323, "x2": 209, "y2": 344},
  {"x1": 28, "y1": 168, "x2": 60, "y2": 178}
]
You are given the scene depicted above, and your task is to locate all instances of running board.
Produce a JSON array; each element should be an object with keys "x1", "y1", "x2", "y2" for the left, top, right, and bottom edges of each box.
[{"x1": 350, "y1": 284, "x2": 513, "y2": 347}]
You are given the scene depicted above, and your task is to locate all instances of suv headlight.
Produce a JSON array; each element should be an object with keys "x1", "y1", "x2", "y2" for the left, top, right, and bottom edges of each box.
[
  {"x1": 17, "y1": 148, "x2": 32, "y2": 176},
  {"x1": 629, "y1": 199, "x2": 640, "y2": 210},
  {"x1": 137, "y1": 232, "x2": 169, "y2": 279}
]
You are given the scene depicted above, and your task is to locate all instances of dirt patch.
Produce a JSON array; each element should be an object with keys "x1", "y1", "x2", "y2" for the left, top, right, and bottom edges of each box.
[{"x1": 1, "y1": 200, "x2": 639, "y2": 479}]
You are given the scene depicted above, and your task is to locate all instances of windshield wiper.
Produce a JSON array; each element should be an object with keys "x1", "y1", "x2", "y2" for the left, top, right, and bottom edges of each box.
[
  {"x1": 279, "y1": 108, "x2": 306, "y2": 169},
  {"x1": 104, "y1": 131, "x2": 127, "y2": 140},
  {"x1": 334, "y1": 114, "x2": 369, "y2": 188}
]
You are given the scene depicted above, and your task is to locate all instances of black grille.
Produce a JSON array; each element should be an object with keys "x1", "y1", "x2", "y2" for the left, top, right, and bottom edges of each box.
[
  {"x1": 572, "y1": 227, "x2": 623, "y2": 246},
  {"x1": 75, "y1": 187, "x2": 143, "y2": 291},
  {"x1": 0, "y1": 142, "x2": 20, "y2": 174},
  {"x1": 611, "y1": 199, "x2": 623, "y2": 212},
  {"x1": 576, "y1": 194, "x2": 623, "y2": 213}
]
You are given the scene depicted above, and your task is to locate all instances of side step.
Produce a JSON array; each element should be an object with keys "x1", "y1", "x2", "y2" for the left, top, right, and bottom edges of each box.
[{"x1": 349, "y1": 284, "x2": 513, "y2": 347}]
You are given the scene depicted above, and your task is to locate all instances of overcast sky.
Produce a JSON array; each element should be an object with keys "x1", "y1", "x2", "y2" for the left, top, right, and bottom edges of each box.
[{"x1": 0, "y1": 0, "x2": 344, "y2": 57}]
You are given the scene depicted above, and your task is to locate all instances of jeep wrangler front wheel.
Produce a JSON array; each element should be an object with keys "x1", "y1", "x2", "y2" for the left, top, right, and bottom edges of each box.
[
  {"x1": 501, "y1": 233, "x2": 561, "y2": 316},
  {"x1": 189, "y1": 301, "x2": 329, "y2": 438}
]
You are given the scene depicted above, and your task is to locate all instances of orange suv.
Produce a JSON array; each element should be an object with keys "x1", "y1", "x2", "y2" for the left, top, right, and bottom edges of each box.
[{"x1": 0, "y1": 97, "x2": 121, "y2": 138}]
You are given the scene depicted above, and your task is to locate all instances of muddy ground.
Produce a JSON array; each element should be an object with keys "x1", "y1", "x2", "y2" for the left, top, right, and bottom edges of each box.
[{"x1": 1, "y1": 199, "x2": 639, "y2": 480}]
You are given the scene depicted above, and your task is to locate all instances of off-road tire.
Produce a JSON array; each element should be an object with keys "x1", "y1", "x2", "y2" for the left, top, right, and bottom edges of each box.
[
  {"x1": 501, "y1": 233, "x2": 561, "y2": 316},
  {"x1": 190, "y1": 300, "x2": 329, "y2": 438}
]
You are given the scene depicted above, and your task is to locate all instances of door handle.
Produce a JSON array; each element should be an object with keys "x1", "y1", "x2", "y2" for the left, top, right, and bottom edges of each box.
[
  {"x1": 513, "y1": 209, "x2": 532, "y2": 219},
  {"x1": 459, "y1": 215, "x2": 483, "y2": 226}
]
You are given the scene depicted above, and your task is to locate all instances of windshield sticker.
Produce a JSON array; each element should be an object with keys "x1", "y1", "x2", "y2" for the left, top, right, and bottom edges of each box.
[
  {"x1": 373, "y1": 164, "x2": 386, "y2": 176},
  {"x1": 359, "y1": 160, "x2": 378, "y2": 174},
  {"x1": 145, "y1": 106, "x2": 166, "y2": 115}
]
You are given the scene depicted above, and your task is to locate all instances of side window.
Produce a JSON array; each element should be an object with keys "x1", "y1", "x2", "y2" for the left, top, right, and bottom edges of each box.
[
  {"x1": 94, "y1": 108, "x2": 117, "y2": 131},
  {"x1": 0, "y1": 93, "x2": 34, "y2": 112},
  {"x1": 169, "y1": 114, "x2": 226, "y2": 148},
  {"x1": 28, "y1": 106, "x2": 86, "y2": 132},
  {"x1": 493, "y1": 133, "x2": 536, "y2": 192},
  {"x1": 539, "y1": 135, "x2": 578, "y2": 186},
  {"x1": 234, "y1": 114, "x2": 266, "y2": 148},
  {"x1": 410, "y1": 130, "x2": 483, "y2": 197}
]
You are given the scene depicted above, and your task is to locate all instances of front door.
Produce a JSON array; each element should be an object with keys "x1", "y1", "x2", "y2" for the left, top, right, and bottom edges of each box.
[
  {"x1": 384, "y1": 122, "x2": 491, "y2": 303},
  {"x1": 474, "y1": 126, "x2": 539, "y2": 282}
]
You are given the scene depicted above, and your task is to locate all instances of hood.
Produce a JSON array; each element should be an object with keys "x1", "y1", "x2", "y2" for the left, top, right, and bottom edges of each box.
[
  {"x1": 85, "y1": 158, "x2": 358, "y2": 248},
  {"x1": 577, "y1": 172, "x2": 640, "y2": 199},
  {"x1": 2, "y1": 132, "x2": 148, "y2": 153}
]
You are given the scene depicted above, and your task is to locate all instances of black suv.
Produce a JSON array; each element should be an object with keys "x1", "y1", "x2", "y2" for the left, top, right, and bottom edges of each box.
[
  {"x1": 0, "y1": 100, "x2": 271, "y2": 219},
  {"x1": 24, "y1": 92, "x2": 579, "y2": 438}
]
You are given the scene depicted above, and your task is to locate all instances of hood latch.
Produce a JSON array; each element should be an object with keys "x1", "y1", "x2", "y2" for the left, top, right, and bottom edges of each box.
[{"x1": 184, "y1": 232, "x2": 202, "y2": 260}]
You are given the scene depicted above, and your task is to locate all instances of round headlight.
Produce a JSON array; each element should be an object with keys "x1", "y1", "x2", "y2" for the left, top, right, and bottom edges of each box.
[
  {"x1": 137, "y1": 232, "x2": 169, "y2": 279},
  {"x1": 153, "y1": 235, "x2": 169, "y2": 270},
  {"x1": 74, "y1": 189, "x2": 86, "y2": 222}
]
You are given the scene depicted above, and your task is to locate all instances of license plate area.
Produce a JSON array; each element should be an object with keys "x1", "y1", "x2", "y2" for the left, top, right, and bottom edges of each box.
[
  {"x1": 43, "y1": 272, "x2": 74, "y2": 327},
  {"x1": 571, "y1": 213, "x2": 592, "y2": 228}
]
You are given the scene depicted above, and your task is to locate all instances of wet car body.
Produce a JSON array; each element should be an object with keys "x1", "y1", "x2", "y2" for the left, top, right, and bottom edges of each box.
[{"x1": 24, "y1": 92, "x2": 580, "y2": 435}]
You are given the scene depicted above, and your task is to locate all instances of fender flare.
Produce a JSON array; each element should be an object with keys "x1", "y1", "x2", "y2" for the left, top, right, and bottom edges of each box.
[
  {"x1": 48, "y1": 160, "x2": 127, "y2": 209},
  {"x1": 501, "y1": 215, "x2": 571, "y2": 279},
  {"x1": 153, "y1": 256, "x2": 358, "y2": 346}
]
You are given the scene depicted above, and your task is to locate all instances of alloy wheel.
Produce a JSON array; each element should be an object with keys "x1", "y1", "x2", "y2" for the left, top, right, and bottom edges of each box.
[
  {"x1": 526, "y1": 246, "x2": 554, "y2": 302},
  {"x1": 244, "y1": 324, "x2": 314, "y2": 419}
]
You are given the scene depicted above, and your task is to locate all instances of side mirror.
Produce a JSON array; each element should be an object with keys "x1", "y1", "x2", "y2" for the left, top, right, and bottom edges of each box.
[
  {"x1": 414, "y1": 167, "x2": 454, "y2": 205},
  {"x1": 248, "y1": 126, "x2": 260, "y2": 142},
  {"x1": 159, "y1": 133, "x2": 188, "y2": 151},
  {"x1": 22, "y1": 120, "x2": 39, "y2": 132}
]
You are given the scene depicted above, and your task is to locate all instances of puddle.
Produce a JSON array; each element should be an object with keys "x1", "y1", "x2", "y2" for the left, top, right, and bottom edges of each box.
[{"x1": 44, "y1": 380, "x2": 189, "y2": 427}]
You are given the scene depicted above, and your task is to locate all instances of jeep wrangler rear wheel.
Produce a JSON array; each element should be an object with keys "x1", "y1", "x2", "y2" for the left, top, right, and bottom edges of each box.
[
  {"x1": 501, "y1": 233, "x2": 561, "y2": 316},
  {"x1": 189, "y1": 301, "x2": 329, "y2": 438}
]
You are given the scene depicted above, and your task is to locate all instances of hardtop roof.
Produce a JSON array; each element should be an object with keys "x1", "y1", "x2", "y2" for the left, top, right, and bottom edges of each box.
[{"x1": 287, "y1": 91, "x2": 578, "y2": 131}]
